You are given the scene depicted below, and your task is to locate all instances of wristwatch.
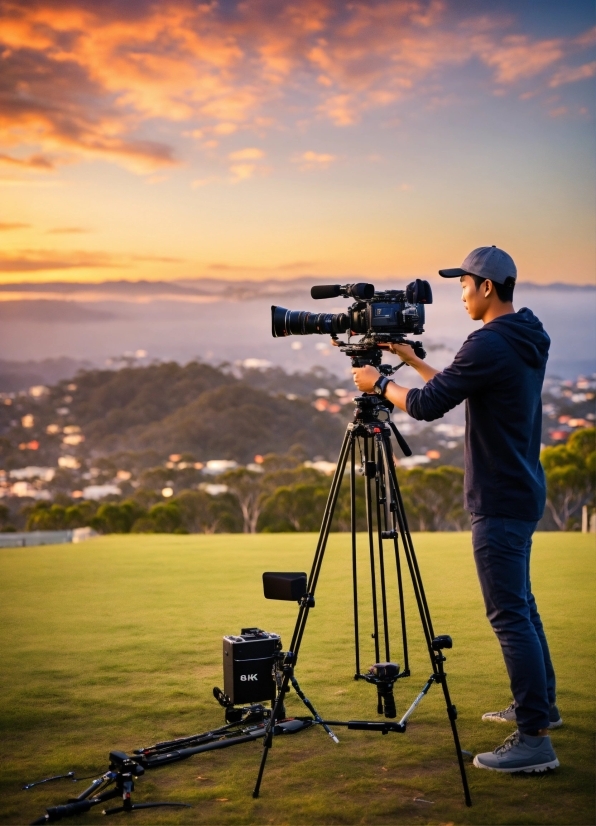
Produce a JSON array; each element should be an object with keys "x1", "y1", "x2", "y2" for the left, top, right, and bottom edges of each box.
[{"x1": 373, "y1": 375, "x2": 393, "y2": 397}]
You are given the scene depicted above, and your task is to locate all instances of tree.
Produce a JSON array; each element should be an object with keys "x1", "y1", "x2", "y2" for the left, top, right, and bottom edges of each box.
[
  {"x1": 131, "y1": 502, "x2": 184, "y2": 533},
  {"x1": 219, "y1": 468, "x2": 265, "y2": 533},
  {"x1": 91, "y1": 500, "x2": 145, "y2": 533},
  {"x1": 0, "y1": 503, "x2": 14, "y2": 531},
  {"x1": 399, "y1": 466, "x2": 467, "y2": 531},
  {"x1": 258, "y1": 482, "x2": 330, "y2": 532},
  {"x1": 173, "y1": 489, "x2": 241, "y2": 533},
  {"x1": 541, "y1": 428, "x2": 595, "y2": 530}
]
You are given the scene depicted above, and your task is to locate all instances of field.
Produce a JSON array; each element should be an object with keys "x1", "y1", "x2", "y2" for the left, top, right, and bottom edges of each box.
[{"x1": 0, "y1": 532, "x2": 594, "y2": 825}]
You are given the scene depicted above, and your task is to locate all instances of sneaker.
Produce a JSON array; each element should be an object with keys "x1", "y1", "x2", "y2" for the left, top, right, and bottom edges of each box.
[
  {"x1": 482, "y1": 701, "x2": 563, "y2": 730},
  {"x1": 473, "y1": 730, "x2": 559, "y2": 773},
  {"x1": 482, "y1": 701, "x2": 516, "y2": 724}
]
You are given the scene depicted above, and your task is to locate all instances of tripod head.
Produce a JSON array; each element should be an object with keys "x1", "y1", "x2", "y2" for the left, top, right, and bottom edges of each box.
[{"x1": 332, "y1": 336, "x2": 426, "y2": 371}]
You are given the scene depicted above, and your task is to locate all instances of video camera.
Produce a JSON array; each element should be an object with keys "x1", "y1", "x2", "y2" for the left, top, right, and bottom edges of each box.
[
  {"x1": 272, "y1": 279, "x2": 432, "y2": 343},
  {"x1": 271, "y1": 279, "x2": 432, "y2": 368}
]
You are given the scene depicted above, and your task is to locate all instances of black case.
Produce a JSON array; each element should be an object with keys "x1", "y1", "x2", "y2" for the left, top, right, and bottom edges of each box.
[{"x1": 222, "y1": 628, "x2": 281, "y2": 705}]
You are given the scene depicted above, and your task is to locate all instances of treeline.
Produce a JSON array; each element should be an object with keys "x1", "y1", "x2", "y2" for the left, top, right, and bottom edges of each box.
[
  {"x1": 22, "y1": 464, "x2": 469, "y2": 534},
  {"x1": 11, "y1": 428, "x2": 595, "y2": 534}
]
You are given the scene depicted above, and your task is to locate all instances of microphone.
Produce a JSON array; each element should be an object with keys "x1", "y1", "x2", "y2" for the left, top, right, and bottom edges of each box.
[{"x1": 311, "y1": 285, "x2": 341, "y2": 300}]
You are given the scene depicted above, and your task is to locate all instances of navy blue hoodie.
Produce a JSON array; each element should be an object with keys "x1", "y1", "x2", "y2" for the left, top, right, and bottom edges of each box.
[{"x1": 406, "y1": 308, "x2": 550, "y2": 520}]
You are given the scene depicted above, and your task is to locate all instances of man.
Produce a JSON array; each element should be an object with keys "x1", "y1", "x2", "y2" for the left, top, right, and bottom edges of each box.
[{"x1": 352, "y1": 245, "x2": 561, "y2": 773}]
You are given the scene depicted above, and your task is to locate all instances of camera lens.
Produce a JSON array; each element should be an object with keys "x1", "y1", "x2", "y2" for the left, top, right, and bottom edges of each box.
[{"x1": 271, "y1": 306, "x2": 350, "y2": 337}]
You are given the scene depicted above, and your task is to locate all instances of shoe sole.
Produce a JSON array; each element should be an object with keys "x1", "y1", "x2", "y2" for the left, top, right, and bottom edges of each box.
[
  {"x1": 481, "y1": 716, "x2": 564, "y2": 728},
  {"x1": 473, "y1": 756, "x2": 560, "y2": 773}
]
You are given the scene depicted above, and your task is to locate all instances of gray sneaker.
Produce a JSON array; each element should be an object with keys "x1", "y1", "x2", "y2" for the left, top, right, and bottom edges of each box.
[
  {"x1": 482, "y1": 701, "x2": 563, "y2": 729},
  {"x1": 473, "y1": 730, "x2": 559, "y2": 773},
  {"x1": 482, "y1": 701, "x2": 516, "y2": 724}
]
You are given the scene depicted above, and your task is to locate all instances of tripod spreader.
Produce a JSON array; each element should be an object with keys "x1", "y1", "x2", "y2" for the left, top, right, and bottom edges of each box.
[{"x1": 321, "y1": 720, "x2": 406, "y2": 734}]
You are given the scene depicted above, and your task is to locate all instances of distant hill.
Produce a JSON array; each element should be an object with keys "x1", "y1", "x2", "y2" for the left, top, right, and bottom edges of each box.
[{"x1": 2, "y1": 361, "x2": 345, "y2": 465}]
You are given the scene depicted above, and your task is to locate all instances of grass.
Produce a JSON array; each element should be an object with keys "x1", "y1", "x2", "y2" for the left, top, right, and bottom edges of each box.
[{"x1": 0, "y1": 532, "x2": 594, "y2": 825}]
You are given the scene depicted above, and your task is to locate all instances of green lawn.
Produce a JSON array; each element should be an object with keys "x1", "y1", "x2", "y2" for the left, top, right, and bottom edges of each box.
[{"x1": 0, "y1": 533, "x2": 594, "y2": 825}]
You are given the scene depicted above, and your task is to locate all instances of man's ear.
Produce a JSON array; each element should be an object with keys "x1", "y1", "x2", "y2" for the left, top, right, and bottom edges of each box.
[{"x1": 484, "y1": 279, "x2": 494, "y2": 298}]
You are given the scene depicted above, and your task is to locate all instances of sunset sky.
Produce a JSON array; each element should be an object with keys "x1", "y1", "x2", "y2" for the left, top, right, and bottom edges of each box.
[{"x1": 0, "y1": 0, "x2": 594, "y2": 286}]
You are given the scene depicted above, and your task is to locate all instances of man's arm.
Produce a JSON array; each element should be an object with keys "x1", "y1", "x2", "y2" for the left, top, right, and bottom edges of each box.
[
  {"x1": 351, "y1": 343, "x2": 440, "y2": 412},
  {"x1": 353, "y1": 331, "x2": 505, "y2": 421}
]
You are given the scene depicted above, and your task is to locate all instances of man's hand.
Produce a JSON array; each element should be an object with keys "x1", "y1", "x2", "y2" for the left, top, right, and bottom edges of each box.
[
  {"x1": 378, "y1": 341, "x2": 418, "y2": 365},
  {"x1": 379, "y1": 341, "x2": 440, "y2": 383},
  {"x1": 352, "y1": 365, "x2": 380, "y2": 393}
]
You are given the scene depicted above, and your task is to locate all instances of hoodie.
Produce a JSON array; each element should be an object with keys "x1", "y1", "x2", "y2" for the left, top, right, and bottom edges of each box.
[{"x1": 406, "y1": 308, "x2": 550, "y2": 520}]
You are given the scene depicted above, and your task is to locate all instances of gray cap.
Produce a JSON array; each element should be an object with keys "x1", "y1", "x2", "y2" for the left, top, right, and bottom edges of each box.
[{"x1": 439, "y1": 246, "x2": 517, "y2": 284}]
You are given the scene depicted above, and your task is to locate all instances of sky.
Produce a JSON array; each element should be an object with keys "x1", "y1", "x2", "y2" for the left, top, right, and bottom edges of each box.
[{"x1": 0, "y1": 0, "x2": 595, "y2": 286}]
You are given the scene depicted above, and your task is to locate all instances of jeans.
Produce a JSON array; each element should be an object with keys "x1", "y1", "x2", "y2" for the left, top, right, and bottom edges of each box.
[{"x1": 471, "y1": 514, "x2": 556, "y2": 734}]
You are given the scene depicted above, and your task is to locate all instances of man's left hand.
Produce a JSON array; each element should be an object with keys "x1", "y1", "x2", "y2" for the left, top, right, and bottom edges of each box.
[{"x1": 352, "y1": 365, "x2": 380, "y2": 393}]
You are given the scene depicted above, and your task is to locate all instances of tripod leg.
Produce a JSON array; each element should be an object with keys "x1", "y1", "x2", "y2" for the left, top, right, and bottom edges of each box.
[
  {"x1": 351, "y1": 438, "x2": 360, "y2": 678},
  {"x1": 290, "y1": 675, "x2": 339, "y2": 743},
  {"x1": 374, "y1": 433, "x2": 391, "y2": 662},
  {"x1": 253, "y1": 671, "x2": 291, "y2": 798},
  {"x1": 435, "y1": 665, "x2": 472, "y2": 807},
  {"x1": 363, "y1": 435, "x2": 381, "y2": 665},
  {"x1": 379, "y1": 432, "x2": 409, "y2": 671}
]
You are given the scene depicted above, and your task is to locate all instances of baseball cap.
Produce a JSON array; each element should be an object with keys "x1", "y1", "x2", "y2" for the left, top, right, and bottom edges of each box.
[{"x1": 439, "y1": 246, "x2": 517, "y2": 285}]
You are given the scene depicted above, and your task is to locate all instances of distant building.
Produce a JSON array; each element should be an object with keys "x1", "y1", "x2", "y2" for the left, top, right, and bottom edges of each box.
[
  {"x1": 9, "y1": 467, "x2": 55, "y2": 482},
  {"x1": 203, "y1": 460, "x2": 238, "y2": 475},
  {"x1": 82, "y1": 484, "x2": 121, "y2": 500},
  {"x1": 10, "y1": 481, "x2": 51, "y2": 499}
]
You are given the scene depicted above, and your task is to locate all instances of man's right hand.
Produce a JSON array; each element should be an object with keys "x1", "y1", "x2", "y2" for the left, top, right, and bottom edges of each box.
[
  {"x1": 379, "y1": 342, "x2": 440, "y2": 384},
  {"x1": 379, "y1": 342, "x2": 418, "y2": 365}
]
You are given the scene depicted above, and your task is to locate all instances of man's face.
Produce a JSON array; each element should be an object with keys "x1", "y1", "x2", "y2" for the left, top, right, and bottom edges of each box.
[{"x1": 460, "y1": 274, "x2": 489, "y2": 320}]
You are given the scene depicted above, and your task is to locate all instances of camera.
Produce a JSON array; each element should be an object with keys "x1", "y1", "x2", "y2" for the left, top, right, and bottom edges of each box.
[{"x1": 271, "y1": 279, "x2": 432, "y2": 345}]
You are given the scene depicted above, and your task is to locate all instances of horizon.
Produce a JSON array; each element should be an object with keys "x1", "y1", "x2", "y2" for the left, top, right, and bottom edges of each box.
[{"x1": 1, "y1": 0, "x2": 595, "y2": 288}]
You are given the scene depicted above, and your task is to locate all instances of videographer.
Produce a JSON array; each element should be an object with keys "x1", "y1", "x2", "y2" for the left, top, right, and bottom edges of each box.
[{"x1": 352, "y1": 246, "x2": 561, "y2": 774}]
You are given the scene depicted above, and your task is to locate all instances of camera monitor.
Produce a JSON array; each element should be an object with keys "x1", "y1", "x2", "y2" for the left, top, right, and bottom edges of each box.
[{"x1": 262, "y1": 572, "x2": 307, "y2": 601}]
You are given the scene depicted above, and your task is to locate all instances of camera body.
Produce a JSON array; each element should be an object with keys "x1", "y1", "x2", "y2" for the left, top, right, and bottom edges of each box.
[{"x1": 271, "y1": 279, "x2": 432, "y2": 344}]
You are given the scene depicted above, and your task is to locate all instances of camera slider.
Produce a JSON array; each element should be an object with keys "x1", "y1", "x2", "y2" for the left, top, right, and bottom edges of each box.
[{"x1": 30, "y1": 752, "x2": 190, "y2": 824}]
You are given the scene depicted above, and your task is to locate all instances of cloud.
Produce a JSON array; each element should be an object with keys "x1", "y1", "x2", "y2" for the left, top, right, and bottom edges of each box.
[
  {"x1": 293, "y1": 150, "x2": 337, "y2": 170},
  {"x1": 228, "y1": 147, "x2": 265, "y2": 160},
  {"x1": 206, "y1": 260, "x2": 316, "y2": 272},
  {"x1": 0, "y1": 0, "x2": 593, "y2": 177},
  {"x1": 0, "y1": 153, "x2": 55, "y2": 169},
  {"x1": 0, "y1": 250, "x2": 123, "y2": 272},
  {"x1": 474, "y1": 35, "x2": 564, "y2": 84},
  {"x1": 47, "y1": 226, "x2": 89, "y2": 234},
  {"x1": 0, "y1": 249, "x2": 184, "y2": 273},
  {"x1": 549, "y1": 61, "x2": 596, "y2": 88},
  {"x1": 0, "y1": 221, "x2": 30, "y2": 230},
  {"x1": 229, "y1": 162, "x2": 258, "y2": 182}
]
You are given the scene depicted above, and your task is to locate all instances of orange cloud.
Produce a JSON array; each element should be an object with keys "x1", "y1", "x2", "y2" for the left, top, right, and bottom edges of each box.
[
  {"x1": 0, "y1": 249, "x2": 183, "y2": 272},
  {"x1": 228, "y1": 147, "x2": 265, "y2": 160},
  {"x1": 0, "y1": 221, "x2": 29, "y2": 230},
  {"x1": 293, "y1": 150, "x2": 337, "y2": 170},
  {"x1": 0, "y1": 153, "x2": 55, "y2": 169}
]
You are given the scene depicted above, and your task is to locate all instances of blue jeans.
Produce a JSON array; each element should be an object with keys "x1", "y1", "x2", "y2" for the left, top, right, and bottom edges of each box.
[{"x1": 471, "y1": 514, "x2": 556, "y2": 734}]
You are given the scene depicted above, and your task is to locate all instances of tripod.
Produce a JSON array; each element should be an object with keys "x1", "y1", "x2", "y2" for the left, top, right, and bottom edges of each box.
[{"x1": 253, "y1": 392, "x2": 472, "y2": 806}]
